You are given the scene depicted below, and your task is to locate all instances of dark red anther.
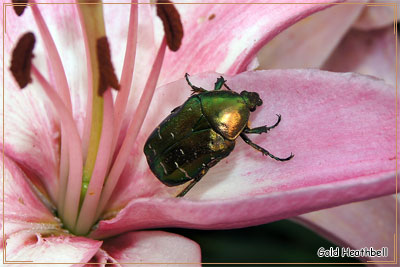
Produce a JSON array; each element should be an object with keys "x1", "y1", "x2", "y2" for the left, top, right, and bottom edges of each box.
[
  {"x1": 10, "y1": 32, "x2": 35, "y2": 89},
  {"x1": 12, "y1": 0, "x2": 28, "y2": 16},
  {"x1": 156, "y1": 0, "x2": 184, "y2": 51},
  {"x1": 97, "y1": 37, "x2": 120, "y2": 96}
]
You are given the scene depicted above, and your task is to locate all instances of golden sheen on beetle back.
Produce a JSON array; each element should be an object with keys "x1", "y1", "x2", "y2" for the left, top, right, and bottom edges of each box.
[
  {"x1": 200, "y1": 91, "x2": 250, "y2": 140},
  {"x1": 144, "y1": 74, "x2": 293, "y2": 197}
]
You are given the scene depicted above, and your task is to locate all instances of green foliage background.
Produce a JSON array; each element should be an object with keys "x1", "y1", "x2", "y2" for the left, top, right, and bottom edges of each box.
[{"x1": 162, "y1": 219, "x2": 363, "y2": 266}]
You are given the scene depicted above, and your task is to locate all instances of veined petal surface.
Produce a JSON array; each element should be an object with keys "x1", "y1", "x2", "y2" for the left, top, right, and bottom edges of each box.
[
  {"x1": 92, "y1": 70, "x2": 397, "y2": 238},
  {"x1": 159, "y1": 0, "x2": 343, "y2": 84},
  {"x1": 100, "y1": 231, "x2": 201, "y2": 266},
  {"x1": 1, "y1": 155, "x2": 59, "y2": 241}
]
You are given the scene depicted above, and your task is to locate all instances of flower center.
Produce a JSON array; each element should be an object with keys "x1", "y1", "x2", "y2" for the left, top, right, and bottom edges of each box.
[{"x1": 9, "y1": 0, "x2": 183, "y2": 236}]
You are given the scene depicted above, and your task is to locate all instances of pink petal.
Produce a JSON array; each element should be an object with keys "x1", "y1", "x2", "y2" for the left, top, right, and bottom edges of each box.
[
  {"x1": 1, "y1": 155, "x2": 59, "y2": 241},
  {"x1": 104, "y1": 0, "x2": 363, "y2": 211},
  {"x1": 101, "y1": 231, "x2": 201, "y2": 266},
  {"x1": 323, "y1": 27, "x2": 398, "y2": 87},
  {"x1": 159, "y1": 0, "x2": 342, "y2": 84},
  {"x1": 2, "y1": 1, "x2": 87, "y2": 200},
  {"x1": 2, "y1": 2, "x2": 159, "y2": 187},
  {"x1": 1, "y1": 1, "x2": 155, "y2": 202},
  {"x1": 1, "y1": 84, "x2": 60, "y2": 202},
  {"x1": 3, "y1": 230, "x2": 101, "y2": 264},
  {"x1": 353, "y1": 2, "x2": 400, "y2": 31},
  {"x1": 87, "y1": 248, "x2": 118, "y2": 266},
  {"x1": 256, "y1": 3, "x2": 364, "y2": 69},
  {"x1": 295, "y1": 195, "x2": 398, "y2": 264},
  {"x1": 3, "y1": 1, "x2": 88, "y2": 123},
  {"x1": 92, "y1": 70, "x2": 396, "y2": 238}
]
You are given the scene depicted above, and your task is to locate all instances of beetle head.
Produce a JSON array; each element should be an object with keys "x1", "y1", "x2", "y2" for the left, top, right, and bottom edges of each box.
[{"x1": 240, "y1": 91, "x2": 263, "y2": 112}]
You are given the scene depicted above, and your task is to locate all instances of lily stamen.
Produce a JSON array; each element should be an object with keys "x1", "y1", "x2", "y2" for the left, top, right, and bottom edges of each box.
[
  {"x1": 9, "y1": 0, "x2": 183, "y2": 236},
  {"x1": 29, "y1": 0, "x2": 73, "y2": 210},
  {"x1": 156, "y1": 0, "x2": 183, "y2": 51},
  {"x1": 75, "y1": 88, "x2": 114, "y2": 235},
  {"x1": 30, "y1": 64, "x2": 83, "y2": 232},
  {"x1": 95, "y1": 0, "x2": 183, "y2": 219},
  {"x1": 97, "y1": 37, "x2": 120, "y2": 96},
  {"x1": 12, "y1": 0, "x2": 28, "y2": 16},
  {"x1": 111, "y1": 2, "x2": 138, "y2": 157},
  {"x1": 96, "y1": 37, "x2": 168, "y2": 220},
  {"x1": 76, "y1": 0, "x2": 119, "y2": 234},
  {"x1": 9, "y1": 32, "x2": 34, "y2": 89},
  {"x1": 30, "y1": 0, "x2": 72, "y2": 111}
]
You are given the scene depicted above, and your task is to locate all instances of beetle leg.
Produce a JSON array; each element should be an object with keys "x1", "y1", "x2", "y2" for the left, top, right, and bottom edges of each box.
[
  {"x1": 185, "y1": 73, "x2": 208, "y2": 94},
  {"x1": 214, "y1": 76, "x2": 232, "y2": 91},
  {"x1": 223, "y1": 83, "x2": 232, "y2": 91},
  {"x1": 175, "y1": 178, "x2": 200, "y2": 197},
  {"x1": 244, "y1": 114, "x2": 281, "y2": 134},
  {"x1": 170, "y1": 105, "x2": 181, "y2": 113},
  {"x1": 176, "y1": 166, "x2": 210, "y2": 197},
  {"x1": 240, "y1": 133, "x2": 294, "y2": 161},
  {"x1": 214, "y1": 76, "x2": 226, "y2": 90}
]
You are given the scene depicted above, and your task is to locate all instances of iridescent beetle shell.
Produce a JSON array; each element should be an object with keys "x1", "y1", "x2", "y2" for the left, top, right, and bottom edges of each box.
[{"x1": 144, "y1": 74, "x2": 293, "y2": 197}]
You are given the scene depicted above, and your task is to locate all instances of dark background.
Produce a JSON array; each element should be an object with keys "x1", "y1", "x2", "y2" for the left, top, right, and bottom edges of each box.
[{"x1": 163, "y1": 219, "x2": 363, "y2": 266}]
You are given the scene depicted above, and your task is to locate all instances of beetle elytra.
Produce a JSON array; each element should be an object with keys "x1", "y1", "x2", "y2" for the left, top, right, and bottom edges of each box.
[{"x1": 144, "y1": 74, "x2": 293, "y2": 197}]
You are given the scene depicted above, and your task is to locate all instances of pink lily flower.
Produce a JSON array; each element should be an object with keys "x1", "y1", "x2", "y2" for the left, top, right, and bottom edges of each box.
[
  {"x1": 1, "y1": 0, "x2": 398, "y2": 265},
  {"x1": 256, "y1": 0, "x2": 399, "y2": 87},
  {"x1": 253, "y1": 1, "x2": 399, "y2": 264}
]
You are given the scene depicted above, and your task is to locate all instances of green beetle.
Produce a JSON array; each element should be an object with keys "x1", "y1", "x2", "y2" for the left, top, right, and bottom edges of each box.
[{"x1": 144, "y1": 74, "x2": 293, "y2": 197}]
